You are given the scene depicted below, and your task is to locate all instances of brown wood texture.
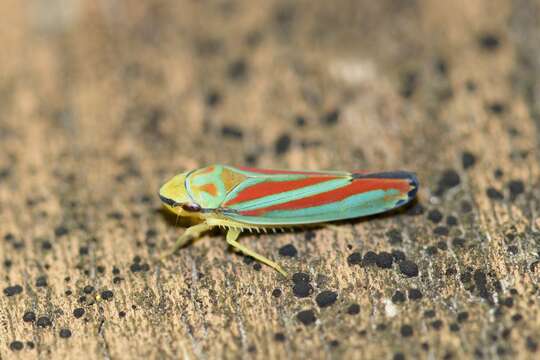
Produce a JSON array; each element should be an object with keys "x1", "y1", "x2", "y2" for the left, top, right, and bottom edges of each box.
[{"x1": 1, "y1": 0, "x2": 540, "y2": 359}]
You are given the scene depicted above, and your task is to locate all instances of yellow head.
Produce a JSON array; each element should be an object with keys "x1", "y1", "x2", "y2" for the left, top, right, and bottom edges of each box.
[{"x1": 159, "y1": 173, "x2": 203, "y2": 217}]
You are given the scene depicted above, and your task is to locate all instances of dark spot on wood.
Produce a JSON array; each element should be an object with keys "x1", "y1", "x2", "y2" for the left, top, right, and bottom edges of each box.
[
  {"x1": 400, "y1": 71, "x2": 418, "y2": 98},
  {"x1": 486, "y1": 187, "x2": 504, "y2": 200},
  {"x1": 479, "y1": 34, "x2": 501, "y2": 50},
  {"x1": 400, "y1": 324, "x2": 413, "y2": 337},
  {"x1": 36, "y1": 316, "x2": 52, "y2": 328},
  {"x1": 272, "y1": 289, "x2": 282, "y2": 298},
  {"x1": 274, "y1": 133, "x2": 292, "y2": 155},
  {"x1": 221, "y1": 125, "x2": 244, "y2": 139},
  {"x1": 347, "y1": 303, "x2": 360, "y2": 315},
  {"x1": 228, "y1": 59, "x2": 248, "y2": 81},
  {"x1": 399, "y1": 260, "x2": 419, "y2": 277},
  {"x1": 462, "y1": 151, "x2": 476, "y2": 169},
  {"x1": 278, "y1": 244, "x2": 297, "y2": 257},
  {"x1": 59, "y1": 329, "x2": 72, "y2": 338},
  {"x1": 347, "y1": 252, "x2": 362, "y2": 265},
  {"x1": 376, "y1": 252, "x2": 393, "y2": 269},
  {"x1": 73, "y1": 308, "x2": 85, "y2": 318},
  {"x1": 296, "y1": 309, "x2": 316, "y2": 325},
  {"x1": 10, "y1": 341, "x2": 23, "y2": 351},
  {"x1": 427, "y1": 209, "x2": 443, "y2": 224},
  {"x1": 315, "y1": 291, "x2": 338, "y2": 308},
  {"x1": 507, "y1": 180, "x2": 524, "y2": 199},
  {"x1": 3, "y1": 284, "x2": 23, "y2": 297},
  {"x1": 392, "y1": 290, "x2": 406, "y2": 304},
  {"x1": 321, "y1": 109, "x2": 340, "y2": 126}
]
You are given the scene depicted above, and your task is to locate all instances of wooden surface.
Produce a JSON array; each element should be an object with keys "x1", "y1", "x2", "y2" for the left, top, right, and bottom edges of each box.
[{"x1": 1, "y1": 0, "x2": 540, "y2": 359}]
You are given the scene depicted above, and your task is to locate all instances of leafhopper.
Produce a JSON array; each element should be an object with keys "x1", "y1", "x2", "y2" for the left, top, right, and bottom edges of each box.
[{"x1": 159, "y1": 165, "x2": 418, "y2": 276}]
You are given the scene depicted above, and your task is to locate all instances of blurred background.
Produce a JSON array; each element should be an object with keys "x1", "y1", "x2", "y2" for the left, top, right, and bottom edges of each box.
[{"x1": 1, "y1": 0, "x2": 540, "y2": 359}]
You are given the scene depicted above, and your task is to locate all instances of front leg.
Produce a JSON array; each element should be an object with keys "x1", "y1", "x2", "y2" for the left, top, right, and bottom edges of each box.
[
  {"x1": 161, "y1": 222, "x2": 214, "y2": 260},
  {"x1": 226, "y1": 227, "x2": 288, "y2": 277}
]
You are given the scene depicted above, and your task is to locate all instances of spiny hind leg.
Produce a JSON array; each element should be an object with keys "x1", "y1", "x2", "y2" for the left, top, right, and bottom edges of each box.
[
  {"x1": 161, "y1": 222, "x2": 213, "y2": 260},
  {"x1": 226, "y1": 228, "x2": 288, "y2": 277}
]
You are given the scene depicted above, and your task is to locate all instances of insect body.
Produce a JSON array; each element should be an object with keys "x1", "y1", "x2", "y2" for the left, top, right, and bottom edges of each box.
[{"x1": 159, "y1": 164, "x2": 418, "y2": 276}]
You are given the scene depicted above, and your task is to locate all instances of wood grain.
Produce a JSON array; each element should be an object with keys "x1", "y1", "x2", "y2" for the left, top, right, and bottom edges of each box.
[{"x1": 1, "y1": 0, "x2": 539, "y2": 359}]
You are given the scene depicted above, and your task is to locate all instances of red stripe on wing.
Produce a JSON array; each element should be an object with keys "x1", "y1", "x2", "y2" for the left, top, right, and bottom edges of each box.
[
  {"x1": 238, "y1": 178, "x2": 410, "y2": 216},
  {"x1": 224, "y1": 176, "x2": 339, "y2": 206}
]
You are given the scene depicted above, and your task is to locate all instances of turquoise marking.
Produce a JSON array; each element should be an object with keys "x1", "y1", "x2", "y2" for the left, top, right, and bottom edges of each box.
[
  {"x1": 224, "y1": 189, "x2": 408, "y2": 225},
  {"x1": 226, "y1": 178, "x2": 351, "y2": 211},
  {"x1": 186, "y1": 165, "x2": 228, "y2": 209}
]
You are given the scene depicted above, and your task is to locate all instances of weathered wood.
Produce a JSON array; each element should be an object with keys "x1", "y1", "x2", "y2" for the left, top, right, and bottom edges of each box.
[{"x1": 1, "y1": 0, "x2": 540, "y2": 359}]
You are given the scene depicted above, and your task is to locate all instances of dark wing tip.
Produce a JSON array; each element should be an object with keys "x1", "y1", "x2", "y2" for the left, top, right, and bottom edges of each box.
[{"x1": 354, "y1": 170, "x2": 419, "y2": 200}]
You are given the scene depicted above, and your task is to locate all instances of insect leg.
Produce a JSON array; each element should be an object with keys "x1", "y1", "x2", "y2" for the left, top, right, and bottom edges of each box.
[
  {"x1": 161, "y1": 222, "x2": 213, "y2": 260},
  {"x1": 225, "y1": 228, "x2": 288, "y2": 277}
]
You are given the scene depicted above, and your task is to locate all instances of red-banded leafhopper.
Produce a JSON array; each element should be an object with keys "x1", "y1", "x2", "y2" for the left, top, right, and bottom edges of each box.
[{"x1": 159, "y1": 164, "x2": 418, "y2": 276}]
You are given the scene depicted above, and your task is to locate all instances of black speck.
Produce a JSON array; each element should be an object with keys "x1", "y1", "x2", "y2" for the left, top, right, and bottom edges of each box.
[
  {"x1": 83, "y1": 285, "x2": 94, "y2": 294},
  {"x1": 487, "y1": 102, "x2": 506, "y2": 114},
  {"x1": 292, "y1": 281, "x2": 313, "y2": 298},
  {"x1": 119, "y1": 311, "x2": 126, "y2": 318},
  {"x1": 347, "y1": 252, "x2": 362, "y2": 265},
  {"x1": 424, "y1": 310, "x2": 436, "y2": 318},
  {"x1": 486, "y1": 187, "x2": 504, "y2": 201},
  {"x1": 4, "y1": 284, "x2": 23, "y2": 297},
  {"x1": 205, "y1": 90, "x2": 222, "y2": 107},
  {"x1": 446, "y1": 216, "x2": 458, "y2": 226},
  {"x1": 434, "y1": 226, "x2": 449, "y2": 236},
  {"x1": 452, "y1": 238, "x2": 465, "y2": 248},
  {"x1": 526, "y1": 337, "x2": 538, "y2": 352},
  {"x1": 431, "y1": 320, "x2": 443, "y2": 330},
  {"x1": 73, "y1": 308, "x2": 85, "y2": 319},
  {"x1": 41, "y1": 240, "x2": 52, "y2": 251},
  {"x1": 315, "y1": 291, "x2": 338, "y2": 308},
  {"x1": 392, "y1": 290, "x2": 406, "y2": 304},
  {"x1": 461, "y1": 201, "x2": 472, "y2": 213},
  {"x1": 479, "y1": 34, "x2": 500, "y2": 50},
  {"x1": 296, "y1": 309, "x2": 316, "y2": 325},
  {"x1": 59, "y1": 328, "x2": 72, "y2": 338},
  {"x1": 274, "y1": 133, "x2": 291, "y2": 155},
  {"x1": 401, "y1": 324, "x2": 413, "y2": 337},
  {"x1": 54, "y1": 225, "x2": 69, "y2": 237},
  {"x1": 253, "y1": 263, "x2": 262, "y2": 271},
  {"x1": 473, "y1": 270, "x2": 491, "y2": 301},
  {"x1": 386, "y1": 229, "x2": 403, "y2": 244},
  {"x1": 274, "y1": 332, "x2": 286, "y2": 342},
  {"x1": 512, "y1": 313, "x2": 523, "y2": 322},
  {"x1": 392, "y1": 250, "x2": 406, "y2": 262},
  {"x1": 228, "y1": 59, "x2": 248, "y2": 80},
  {"x1": 494, "y1": 168, "x2": 504, "y2": 178},
  {"x1": 295, "y1": 115, "x2": 306, "y2": 127},
  {"x1": 462, "y1": 151, "x2": 476, "y2": 169},
  {"x1": 394, "y1": 353, "x2": 406, "y2": 360},
  {"x1": 376, "y1": 252, "x2": 393, "y2": 269},
  {"x1": 292, "y1": 272, "x2": 310, "y2": 283},
  {"x1": 362, "y1": 251, "x2": 378, "y2": 266},
  {"x1": 36, "y1": 316, "x2": 52, "y2": 328},
  {"x1": 321, "y1": 109, "x2": 340, "y2": 126},
  {"x1": 508, "y1": 180, "x2": 524, "y2": 200},
  {"x1": 101, "y1": 290, "x2": 114, "y2": 300},
  {"x1": 427, "y1": 209, "x2": 443, "y2": 224},
  {"x1": 221, "y1": 125, "x2": 244, "y2": 139},
  {"x1": 23, "y1": 311, "x2": 36, "y2": 322},
  {"x1": 436, "y1": 169, "x2": 461, "y2": 195},
  {"x1": 279, "y1": 244, "x2": 297, "y2": 257},
  {"x1": 347, "y1": 303, "x2": 360, "y2": 315},
  {"x1": 304, "y1": 231, "x2": 316, "y2": 241},
  {"x1": 449, "y1": 323, "x2": 460, "y2": 332},
  {"x1": 400, "y1": 71, "x2": 418, "y2": 98},
  {"x1": 507, "y1": 245, "x2": 518, "y2": 255},
  {"x1": 10, "y1": 341, "x2": 23, "y2": 351},
  {"x1": 399, "y1": 260, "x2": 419, "y2": 277},
  {"x1": 408, "y1": 288, "x2": 423, "y2": 300},
  {"x1": 79, "y1": 246, "x2": 89, "y2": 256},
  {"x1": 272, "y1": 288, "x2": 282, "y2": 298}
]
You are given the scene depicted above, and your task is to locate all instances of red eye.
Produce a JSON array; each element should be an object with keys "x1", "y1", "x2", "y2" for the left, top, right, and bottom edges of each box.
[{"x1": 182, "y1": 203, "x2": 202, "y2": 212}]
